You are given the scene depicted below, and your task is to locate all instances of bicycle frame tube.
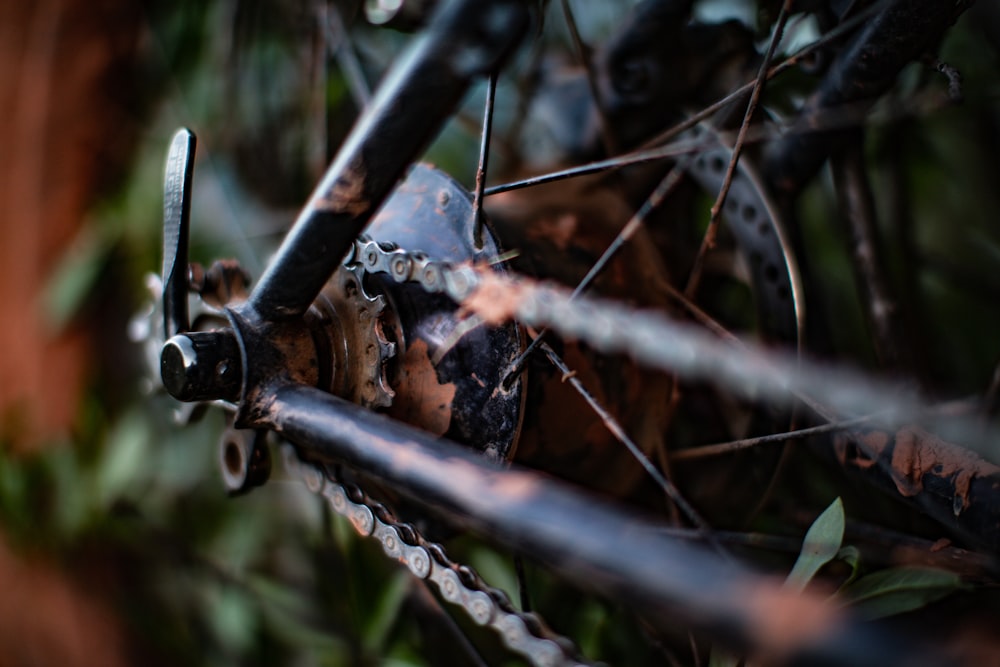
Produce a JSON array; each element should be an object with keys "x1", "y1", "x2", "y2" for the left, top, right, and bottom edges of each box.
[
  {"x1": 252, "y1": 382, "x2": 942, "y2": 667},
  {"x1": 248, "y1": 0, "x2": 530, "y2": 321},
  {"x1": 155, "y1": 2, "x2": 967, "y2": 663},
  {"x1": 763, "y1": 0, "x2": 968, "y2": 196}
]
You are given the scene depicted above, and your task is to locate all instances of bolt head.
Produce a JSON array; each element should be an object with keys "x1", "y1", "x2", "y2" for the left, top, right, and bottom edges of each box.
[{"x1": 160, "y1": 330, "x2": 242, "y2": 402}]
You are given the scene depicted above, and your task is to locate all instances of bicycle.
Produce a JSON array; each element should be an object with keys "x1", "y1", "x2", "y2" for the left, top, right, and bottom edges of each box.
[{"x1": 138, "y1": 0, "x2": 1000, "y2": 664}]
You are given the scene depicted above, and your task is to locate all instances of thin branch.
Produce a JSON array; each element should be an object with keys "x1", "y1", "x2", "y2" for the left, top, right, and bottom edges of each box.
[
  {"x1": 672, "y1": 415, "x2": 876, "y2": 461},
  {"x1": 655, "y1": 526, "x2": 803, "y2": 553},
  {"x1": 482, "y1": 1, "x2": 890, "y2": 198},
  {"x1": 684, "y1": 0, "x2": 792, "y2": 299},
  {"x1": 514, "y1": 555, "x2": 532, "y2": 612},
  {"x1": 930, "y1": 58, "x2": 963, "y2": 103},
  {"x1": 831, "y1": 130, "x2": 911, "y2": 372}
]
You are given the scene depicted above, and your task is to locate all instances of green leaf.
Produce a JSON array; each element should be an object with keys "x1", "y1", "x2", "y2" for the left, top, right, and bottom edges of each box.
[
  {"x1": 839, "y1": 567, "x2": 967, "y2": 620},
  {"x1": 363, "y1": 569, "x2": 410, "y2": 654},
  {"x1": 836, "y1": 545, "x2": 862, "y2": 587},
  {"x1": 469, "y1": 547, "x2": 518, "y2": 603},
  {"x1": 785, "y1": 497, "x2": 845, "y2": 592},
  {"x1": 47, "y1": 446, "x2": 89, "y2": 537},
  {"x1": 577, "y1": 599, "x2": 610, "y2": 659},
  {"x1": 711, "y1": 499, "x2": 847, "y2": 667},
  {"x1": 246, "y1": 573, "x2": 314, "y2": 618},
  {"x1": 205, "y1": 584, "x2": 256, "y2": 654},
  {"x1": 246, "y1": 575, "x2": 347, "y2": 657},
  {"x1": 93, "y1": 407, "x2": 152, "y2": 509}
]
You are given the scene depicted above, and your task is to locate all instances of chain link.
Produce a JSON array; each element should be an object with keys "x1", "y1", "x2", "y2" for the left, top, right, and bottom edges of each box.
[
  {"x1": 348, "y1": 236, "x2": 932, "y2": 432},
  {"x1": 282, "y1": 445, "x2": 590, "y2": 667},
  {"x1": 346, "y1": 237, "x2": 480, "y2": 301}
]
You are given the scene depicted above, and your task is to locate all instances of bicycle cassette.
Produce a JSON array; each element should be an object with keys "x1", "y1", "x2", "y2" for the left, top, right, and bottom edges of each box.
[{"x1": 313, "y1": 163, "x2": 525, "y2": 463}]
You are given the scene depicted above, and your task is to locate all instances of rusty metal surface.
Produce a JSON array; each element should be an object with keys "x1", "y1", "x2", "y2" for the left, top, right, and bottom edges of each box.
[
  {"x1": 486, "y1": 173, "x2": 676, "y2": 497},
  {"x1": 359, "y1": 164, "x2": 524, "y2": 462},
  {"x1": 143, "y1": 1, "x2": 996, "y2": 662},
  {"x1": 313, "y1": 267, "x2": 398, "y2": 409},
  {"x1": 254, "y1": 382, "x2": 941, "y2": 667},
  {"x1": 225, "y1": 304, "x2": 322, "y2": 422},
  {"x1": 835, "y1": 426, "x2": 1000, "y2": 554}
]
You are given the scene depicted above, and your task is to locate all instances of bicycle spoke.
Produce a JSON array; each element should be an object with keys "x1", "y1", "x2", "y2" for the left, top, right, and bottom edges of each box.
[
  {"x1": 535, "y1": 337, "x2": 724, "y2": 553},
  {"x1": 248, "y1": 0, "x2": 530, "y2": 321},
  {"x1": 659, "y1": 279, "x2": 741, "y2": 345},
  {"x1": 483, "y1": 138, "x2": 704, "y2": 195},
  {"x1": 683, "y1": 0, "x2": 792, "y2": 300},
  {"x1": 502, "y1": 161, "x2": 688, "y2": 383},
  {"x1": 488, "y1": 0, "x2": 806, "y2": 508},
  {"x1": 637, "y1": 0, "x2": 891, "y2": 152},
  {"x1": 325, "y1": 3, "x2": 372, "y2": 108},
  {"x1": 472, "y1": 73, "x2": 497, "y2": 249},
  {"x1": 451, "y1": 264, "x2": 1000, "y2": 550},
  {"x1": 479, "y1": 0, "x2": 891, "y2": 208},
  {"x1": 147, "y1": 0, "x2": 999, "y2": 657},
  {"x1": 481, "y1": 66, "x2": 922, "y2": 201}
]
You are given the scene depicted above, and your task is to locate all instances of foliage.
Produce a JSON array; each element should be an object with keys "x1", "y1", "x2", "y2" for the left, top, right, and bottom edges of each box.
[
  {"x1": 784, "y1": 497, "x2": 845, "y2": 593},
  {"x1": 5, "y1": 1, "x2": 1000, "y2": 665}
]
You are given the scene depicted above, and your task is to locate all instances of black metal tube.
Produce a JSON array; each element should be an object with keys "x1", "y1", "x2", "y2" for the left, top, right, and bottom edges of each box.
[
  {"x1": 257, "y1": 382, "x2": 942, "y2": 667},
  {"x1": 835, "y1": 426, "x2": 1000, "y2": 555},
  {"x1": 831, "y1": 130, "x2": 911, "y2": 373},
  {"x1": 763, "y1": 0, "x2": 967, "y2": 196},
  {"x1": 248, "y1": 0, "x2": 530, "y2": 321}
]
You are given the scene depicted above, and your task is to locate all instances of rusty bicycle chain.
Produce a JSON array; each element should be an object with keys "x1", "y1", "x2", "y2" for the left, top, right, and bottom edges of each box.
[
  {"x1": 300, "y1": 234, "x2": 943, "y2": 666},
  {"x1": 348, "y1": 235, "x2": 929, "y2": 425},
  {"x1": 280, "y1": 237, "x2": 594, "y2": 666},
  {"x1": 281, "y1": 444, "x2": 590, "y2": 667},
  {"x1": 345, "y1": 235, "x2": 468, "y2": 296}
]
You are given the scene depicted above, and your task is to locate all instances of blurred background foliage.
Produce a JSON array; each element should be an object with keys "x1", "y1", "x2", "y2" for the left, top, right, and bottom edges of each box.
[{"x1": 2, "y1": 0, "x2": 1000, "y2": 665}]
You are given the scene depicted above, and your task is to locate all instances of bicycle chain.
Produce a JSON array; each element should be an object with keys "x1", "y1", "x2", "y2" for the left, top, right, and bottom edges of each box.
[
  {"x1": 345, "y1": 235, "x2": 475, "y2": 299},
  {"x1": 285, "y1": 239, "x2": 590, "y2": 666},
  {"x1": 282, "y1": 444, "x2": 590, "y2": 667}
]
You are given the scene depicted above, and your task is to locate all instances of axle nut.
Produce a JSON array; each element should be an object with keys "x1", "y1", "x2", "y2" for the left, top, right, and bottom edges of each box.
[{"x1": 161, "y1": 330, "x2": 243, "y2": 403}]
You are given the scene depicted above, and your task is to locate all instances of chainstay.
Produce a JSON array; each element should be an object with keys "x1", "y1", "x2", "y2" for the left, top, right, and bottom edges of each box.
[{"x1": 282, "y1": 444, "x2": 591, "y2": 667}]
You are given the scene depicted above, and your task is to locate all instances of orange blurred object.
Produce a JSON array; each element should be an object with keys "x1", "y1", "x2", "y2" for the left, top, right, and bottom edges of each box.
[
  {"x1": 0, "y1": 1, "x2": 140, "y2": 449},
  {"x1": 0, "y1": 535, "x2": 127, "y2": 667}
]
